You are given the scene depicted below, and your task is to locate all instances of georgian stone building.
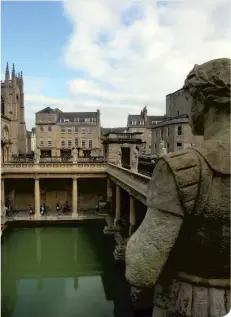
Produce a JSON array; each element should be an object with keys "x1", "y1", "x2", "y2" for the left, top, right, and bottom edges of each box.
[
  {"x1": 126, "y1": 106, "x2": 164, "y2": 154},
  {"x1": 151, "y1": 89, "x2": 203, "y2": 154},
  {"x1": 1, "y1": 63, "x2": 27, "y2": 162},
  {"x1": 35, "y1": 107, "x2": 102, "y2": 157},
  {"x1": 151, "y1": 114, "x2": 203, "y2": 154}
]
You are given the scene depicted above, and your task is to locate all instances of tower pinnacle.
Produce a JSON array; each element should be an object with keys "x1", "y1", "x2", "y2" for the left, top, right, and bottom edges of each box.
[
  {"x1": 11, "y1": 63, "x2": 16, "y2": 87},
  {"x1": 5, "y1": 62, "x2": 10, "y2": 81}
]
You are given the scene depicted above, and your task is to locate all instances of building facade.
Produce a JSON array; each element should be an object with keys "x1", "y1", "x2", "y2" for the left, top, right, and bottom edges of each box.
[
  {"x1": 166, "y1": 88, "x2": 190, "y2": 117},
  {"x1": 151, "y1": 114, "x2": 203, "y2": 154},
  {"x1": 151, "y1": 88, "x2": 204, "y2": 154},
  {"x1": 126, "y1": 106, "x2": 164, "y2": 154},
  {"x1": 1, "y1": 63, "x2": 27, "y2": 162},
  {"x1": 35, "y1": 107, "x2": 102, "y2": 157}
]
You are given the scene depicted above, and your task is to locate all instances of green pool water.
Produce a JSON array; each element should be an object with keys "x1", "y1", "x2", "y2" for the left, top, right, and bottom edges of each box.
[{"x1": 1, "y1": 222, "x2": 134, "y2": 317}]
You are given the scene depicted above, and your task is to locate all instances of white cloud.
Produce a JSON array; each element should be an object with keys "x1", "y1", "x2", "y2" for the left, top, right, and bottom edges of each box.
[
  {"x1": 61, "y1": 0, "x2": 231, "y2": 127},
  {"x1": 10, "y1": 0, "x2": 230, "y2": 130},
  {"x1": 24, "y1": 94, "x2": 150, "y2": 129}
]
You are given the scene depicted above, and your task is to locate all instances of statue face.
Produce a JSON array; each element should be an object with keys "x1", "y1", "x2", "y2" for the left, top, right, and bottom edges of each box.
[{"x1": 184, "y1": 90, "x2": 205, "y2": 136}]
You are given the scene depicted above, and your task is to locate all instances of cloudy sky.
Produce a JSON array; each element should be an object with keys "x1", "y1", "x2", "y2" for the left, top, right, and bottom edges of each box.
[{"x1": 1, "y1": 0, "x2": 230, "y2": 130}]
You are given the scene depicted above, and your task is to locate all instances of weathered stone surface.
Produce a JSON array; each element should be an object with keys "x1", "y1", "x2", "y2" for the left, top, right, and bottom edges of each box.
[{"x1": 125, "y1": 58, "x2": 231, "y2": 316}]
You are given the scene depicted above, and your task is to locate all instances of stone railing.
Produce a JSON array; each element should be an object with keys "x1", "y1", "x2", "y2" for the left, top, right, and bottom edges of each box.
[
  {"x1": 1, "y1": 163, "x2": 108, "y2": 175},
  {"x1": 102, "y1": 132, "x2": 143, "y2": 142},
  {"x1": 107, "y1": 163, "x2": 151, "y2": 203},
  {"x1": 9, "y1": 156, "x2": 106, "y2": 164},
  {"x1": 39, "y1": 156, "x2": 72, "y2": 163}
]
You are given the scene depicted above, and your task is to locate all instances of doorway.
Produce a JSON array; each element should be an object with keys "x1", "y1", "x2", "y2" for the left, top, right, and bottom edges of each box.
[{"x1": 121, "y1": 147, "x2": 130, "y2": 169}]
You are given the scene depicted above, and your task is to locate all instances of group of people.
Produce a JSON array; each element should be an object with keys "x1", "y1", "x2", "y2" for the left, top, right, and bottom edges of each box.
[
  {"x1": 27, "y1": 201, "x2": 70, "y2": 216},
  {"x1": 55, "y1": 201, "x2": 69, "y2": 214}
]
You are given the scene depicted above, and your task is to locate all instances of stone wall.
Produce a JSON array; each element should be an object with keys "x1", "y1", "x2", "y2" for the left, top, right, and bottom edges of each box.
[
  {"x1": 151, "y1": 120, "x2": 203, "y2": 153},
  {"x1": 78, "y1": 178, "x2": 106, "y2": 211},
  {"x1": 4, "y1": 178, "x2": 107, "y2": 212},
  {"x1": 166, "y1": 89, "x2": 189, "y2": 117},
  {"x1": 5, "y1": 179, "x2": 34, "y2": 210}
]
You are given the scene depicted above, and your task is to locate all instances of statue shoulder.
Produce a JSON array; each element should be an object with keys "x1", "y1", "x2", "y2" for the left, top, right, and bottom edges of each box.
[
  {"x1": 160, "y1": 149, "x2": 201, "y2": 215},
  {"x1": 162, "y1": 148, "x2": 200, "y2": 170}
]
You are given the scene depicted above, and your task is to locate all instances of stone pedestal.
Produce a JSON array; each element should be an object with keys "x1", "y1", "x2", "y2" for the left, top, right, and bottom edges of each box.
[
  {"x1": 72, "y1": 178, "x2": 78, "y2": 215},
  {"x1": 34, "y1": 178, "x2": 40, "y2": 217}
]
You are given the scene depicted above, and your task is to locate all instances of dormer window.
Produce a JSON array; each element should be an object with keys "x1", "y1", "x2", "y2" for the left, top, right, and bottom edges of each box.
[
  {"x1": 131, "y1": 121, "x2": 136, "y2": 125},
  {"x1": 91, "y1": 118, "x2": 96, "y2": 122},
  {"x1": 85, "y1": 118, "x2": 90, "y2": 122},
  {"x1": 64, "y1": 118, "x2": 69, "y2": 123},
  {"x1": 74, "y1": 118, "x2": 79, "y2": 122},
  {"x1": 140, "y1": 120, "x2": 144, "y2": 125}
]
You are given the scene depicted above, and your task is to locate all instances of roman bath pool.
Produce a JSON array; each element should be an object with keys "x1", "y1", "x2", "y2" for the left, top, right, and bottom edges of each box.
[{"x1": 1, "y1": 220, "x2": 134, "y2": 317}]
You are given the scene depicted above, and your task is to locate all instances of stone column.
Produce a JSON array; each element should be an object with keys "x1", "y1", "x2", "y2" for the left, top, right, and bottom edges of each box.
[
  {"x1": 9, "y1": 189, "x2": 15, "y2": 209},
  {"x1": 129, "y1": 195, "x2": 136, "y2": 237},
  {"x1": 72, "y1": 178, "x2": 78, "y2": 216},
  {"x1": 34, "y1": 177, "x2": 40, "y2": 218},
  {"x1": 115, "y1": 185, "x2": 121, "y2": 220},
  {"x1": 107, "y1": 178, "x2": 112, "y2": 202},
  {"x1": 1, "y1": 179, "x2": 5, "y2": 213}
]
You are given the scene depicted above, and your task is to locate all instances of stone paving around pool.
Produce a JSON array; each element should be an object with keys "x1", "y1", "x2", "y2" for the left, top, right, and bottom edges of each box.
[{"x1": 1, "y1": 211, "x2": 107, "y2": 224}]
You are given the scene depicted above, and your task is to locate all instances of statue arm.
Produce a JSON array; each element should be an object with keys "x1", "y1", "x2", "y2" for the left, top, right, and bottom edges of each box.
[{"x1": 125, "y1": 159, "x2": 184, "y2": 288}]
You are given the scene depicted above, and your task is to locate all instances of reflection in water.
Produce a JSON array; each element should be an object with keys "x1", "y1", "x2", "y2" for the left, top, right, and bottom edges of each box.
[{"x1": 1, "y1": 223, "x2": 134, "y2": 317}]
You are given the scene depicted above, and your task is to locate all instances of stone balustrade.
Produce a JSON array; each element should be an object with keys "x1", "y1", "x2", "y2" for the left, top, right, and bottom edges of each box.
[
  {"x1": 1, "y1": 162, "x2": 151, "y2": 203},
  {"x1": 1, "y1": 162, "x2": 108, "y2": 177},
  {"x1": 9, "y1": 156, "x2": 105, "y2": 164},
  {"x1": 107, "y1": 163, "x2": 151, "y2": 204}
]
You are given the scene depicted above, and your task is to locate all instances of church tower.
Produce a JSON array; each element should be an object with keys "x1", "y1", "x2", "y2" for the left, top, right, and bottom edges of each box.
[{"x1": 1, "y1": 63, "x2": 27, "y2": 156}]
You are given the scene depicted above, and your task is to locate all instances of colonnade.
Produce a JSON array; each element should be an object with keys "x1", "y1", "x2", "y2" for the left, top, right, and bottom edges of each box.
[
  {"x1": 1, "y1": 177, "x2": 79, "y2": 217},
  {"x1": 2, "y1": 177, "x2": 140, "y2": 230},
  {"x1": 34, "y1": 177, "x2": 78, "y2": 217},
  {"x1": 107, "y1": 179, "x2": 137, "y2": 237}
]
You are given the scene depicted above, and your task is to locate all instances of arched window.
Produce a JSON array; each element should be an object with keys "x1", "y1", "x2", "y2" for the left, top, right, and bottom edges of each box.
[{"x1": 1, "y1": 96, "x2": 5, "y2": 115}]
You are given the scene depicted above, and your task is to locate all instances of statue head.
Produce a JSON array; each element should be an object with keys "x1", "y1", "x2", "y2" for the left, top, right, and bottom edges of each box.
[{"x1": 183, "y1": 58, "x2": 231, "y2": 136}]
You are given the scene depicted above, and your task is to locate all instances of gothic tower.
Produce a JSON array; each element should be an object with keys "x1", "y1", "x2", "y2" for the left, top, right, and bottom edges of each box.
[{"x1": 1, "y1": 63, "x2": 27, "y2": 155}]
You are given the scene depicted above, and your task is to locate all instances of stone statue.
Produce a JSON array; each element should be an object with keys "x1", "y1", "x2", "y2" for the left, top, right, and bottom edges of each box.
[
  {"x1": 34, "y1": 147, "x2": 40, "y2": 164},
  {"x1": 131, "y1": 147, "x2": 139, "y2": 172},
  {"x1": 158, "y1": 140, "x2": 167, "y2": 158},
  {"x1": 72, "y1": 147, "x2": 78, "y2": 163},
  {"x1": 125, "y1": 58, "x2": 230, "y2": 316},
  {"x1": 117, "y1": 149, "x2": 122, "y2": 167}
]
